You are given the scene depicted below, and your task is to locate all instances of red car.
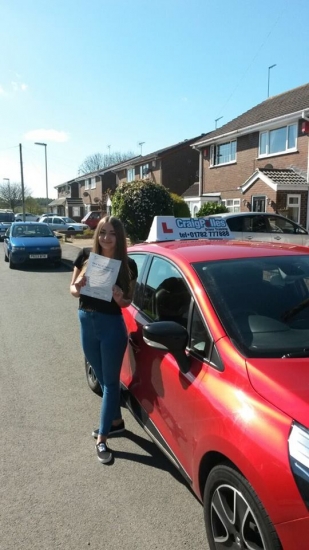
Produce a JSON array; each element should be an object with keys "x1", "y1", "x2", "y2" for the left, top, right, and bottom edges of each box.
[
  {"x1": 81, "y1": 211, "x2": 102, "y2": 230},
  {"x1": 86, "y1": 217, "x2": 309, "y2": 549}
]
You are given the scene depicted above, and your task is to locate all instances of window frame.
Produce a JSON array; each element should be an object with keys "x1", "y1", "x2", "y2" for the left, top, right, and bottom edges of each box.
[
  {"x1": 287, "y1": 194, "x2": 301, "y2": 224},
  {"x1": 258, "y1": 123, "x2": 297, "y2": 158},
  {"x1": 127, "y1": 168, "x2": 135, "y2": 182},
  {"x1": 221, "y1": 198, "x2": 240, "y2": 212},
  {"x1": 210, "y1": 140, "x2": 237, "y2": 167}
]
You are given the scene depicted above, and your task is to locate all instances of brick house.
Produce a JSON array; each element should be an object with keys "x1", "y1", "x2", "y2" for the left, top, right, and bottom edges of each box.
[
  {"x1": 52, "y1": 157, "x2": 141, "y2": 220},
  {"x1": 189, "y1": 83, "x2": 309, "y2": 228},
  {"x1": 113, "y1": 137, "x2": 202, "y2": 196},
  {"x1": 54, "y1": 138, "x2": 202, "y2": 220}
]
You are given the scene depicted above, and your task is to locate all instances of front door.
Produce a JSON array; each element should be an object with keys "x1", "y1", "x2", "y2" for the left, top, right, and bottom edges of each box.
[{"x1": 252, "y1": 195, "x2": 266, "y2": 212}]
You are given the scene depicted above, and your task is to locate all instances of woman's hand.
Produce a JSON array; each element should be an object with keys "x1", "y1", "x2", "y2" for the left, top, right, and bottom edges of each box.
[
  {"x1": 74, "y1": 274, "x2": 87, "y2": 290},
  {"x1": 112, "y1": 284, "x2": 124, "y2": 305},
  {"x1": 70, "y1": 267, "x2": 87, "y2": 298}
]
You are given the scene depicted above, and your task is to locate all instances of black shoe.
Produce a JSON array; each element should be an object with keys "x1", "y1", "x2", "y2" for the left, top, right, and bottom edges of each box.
[
  {"x1": 95, "y1": 442, "x2": 113, "y2": 464},
  {"x1": 92, "y1": 420, "x2": 125, "y2": 439}
]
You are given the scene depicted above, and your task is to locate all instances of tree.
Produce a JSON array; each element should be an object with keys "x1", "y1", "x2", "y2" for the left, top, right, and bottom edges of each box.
[
  {"x1": 112, "y1": 180, "x2": 174, "y2": 242},
  {"x1": 0, "y1": 181, "x2": 31, "y2": 212},
  {"x1": 196, "y1": 202, "x2": 229, "y2": 217},
  {"x1": 170, "y1": 193, "x2": 190, "y2": 217},
  {"x1": 78, "y1": 151, "x2": 137, "y2": 175}
]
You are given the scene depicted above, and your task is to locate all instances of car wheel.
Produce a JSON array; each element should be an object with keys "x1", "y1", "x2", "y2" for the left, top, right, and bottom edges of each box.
[
  {"x1": 9, "y1": 255, "x2": 16, "y2": 269},
  {"x1": 204, "y1": 464, "x2": 281, "y2": 550},
  {"x1": 85, "y1": 358, "x2": 102, "y2": 396}
]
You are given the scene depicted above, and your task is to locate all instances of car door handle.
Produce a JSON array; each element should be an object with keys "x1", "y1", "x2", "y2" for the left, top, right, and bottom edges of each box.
[{"x1": 128, "y1": 335, "x2": 140, "y2": 353}]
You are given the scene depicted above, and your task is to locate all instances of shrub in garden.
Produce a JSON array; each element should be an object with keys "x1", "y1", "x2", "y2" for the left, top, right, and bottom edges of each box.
[
  {"x1": 196, "y1": 202, "x2": 228, "y2": 217},
  {"x1": 112, "y1": 180, "x2": 174, "y2": 242},
  {"x1": 170, "y1": 193, "x2": 190, "y2": 218}
]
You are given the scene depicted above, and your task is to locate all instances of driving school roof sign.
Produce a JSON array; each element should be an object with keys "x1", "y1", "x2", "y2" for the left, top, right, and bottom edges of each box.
[{"x1": 146, "y1": 216, "x2": 233, "y2": 242}]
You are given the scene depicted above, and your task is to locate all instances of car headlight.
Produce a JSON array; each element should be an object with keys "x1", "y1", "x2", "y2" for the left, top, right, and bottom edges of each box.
[
  {"x1": 12, "y1": 246, "x2": 25, "y2": 250},
  {"x1": 288, "y1": 422, "x2": 309, "y2": 507}
]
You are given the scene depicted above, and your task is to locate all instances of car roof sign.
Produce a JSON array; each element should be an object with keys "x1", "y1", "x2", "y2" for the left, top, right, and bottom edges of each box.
[{"x1": 146, "y1": 216, "x2": 233, "y2": 242}]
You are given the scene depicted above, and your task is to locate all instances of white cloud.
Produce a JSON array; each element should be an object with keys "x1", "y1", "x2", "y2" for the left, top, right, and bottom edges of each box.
[
  {"x1": 24, "y1": 129, "x2": 70, "y2": 143},
  {"x1": 11, "y1": 81, "x2": 28, "y2": 92}
]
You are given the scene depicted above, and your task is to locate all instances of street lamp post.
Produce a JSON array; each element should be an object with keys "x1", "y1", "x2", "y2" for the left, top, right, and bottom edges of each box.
[{"x1": 35, "y1": 142, "x2": 49, "y2": 212}]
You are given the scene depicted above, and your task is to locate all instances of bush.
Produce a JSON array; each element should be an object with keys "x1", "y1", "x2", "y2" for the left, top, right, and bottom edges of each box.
[
  {"x1": 196, "y1": 202, "x2": 229, "y2": 217},
  {"x1": 170, "y1": 193, "x2": 190, "y2": 217},
  {"x1": 74, "y1": 228, "x2": 94, "y2": 239},
  {"x1": 112, "y1": 180, "x2": 174, "y2": 242}
]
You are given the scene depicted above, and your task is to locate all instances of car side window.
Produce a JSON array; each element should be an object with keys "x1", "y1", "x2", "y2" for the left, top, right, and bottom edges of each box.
[
  {"x1": 128, "y1": 253, "x2": 148, "y2": 308},
  {"x1": 189, "y1": 304, "x2": 212, "y2": 360},
  {"x1": 141, "y1": 257, "x2": 191, "y2": 327},
  {"x1": 226, "y1": 216, "x2": 243, "y2": 232},
  {"x1": 252, "y1": 216, "x2": 267, "y2": 232},
  {"x1": 268, "y1": 215, "x2": 306, "y2": 235}
]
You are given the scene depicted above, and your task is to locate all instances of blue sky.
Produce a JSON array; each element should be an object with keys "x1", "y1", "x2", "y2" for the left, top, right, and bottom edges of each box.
[{"x1": 0, "y1": 0, "x2": 308, "y2": 198}]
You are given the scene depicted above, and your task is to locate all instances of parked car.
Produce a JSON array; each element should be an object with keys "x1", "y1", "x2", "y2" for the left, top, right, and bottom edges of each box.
[
  {"x1": 209, "y1": 212, "x2": 309, "y2": 246},
  {"x1": 85, "y1": 217, "x2": 309, "y2": 550},
  {"x1": 81, "y1": 211, "x2": 102, "y2": 230},
  {"x1": 0, "y1": 210, "x2": 15, "y2": 241},
  {"x1": 38, "y1": 215, "x2": 88, "y2": 232},
  {"x1": 15, "y1": 212, "x2": 40, "y2": 222},
  {"x1": 3, "y1": 222, "x2": 62, "y2": 269}
]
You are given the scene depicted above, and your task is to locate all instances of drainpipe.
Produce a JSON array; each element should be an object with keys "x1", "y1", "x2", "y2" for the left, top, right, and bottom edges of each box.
[{"x1": 302, "y1": 111, "x2": 309, "y2": 228}]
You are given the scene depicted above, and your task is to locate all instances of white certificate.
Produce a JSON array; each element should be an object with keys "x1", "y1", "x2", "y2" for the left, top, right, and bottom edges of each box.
[{"x1": 80, "y1": 252, "x2": 121, "y2": 302}]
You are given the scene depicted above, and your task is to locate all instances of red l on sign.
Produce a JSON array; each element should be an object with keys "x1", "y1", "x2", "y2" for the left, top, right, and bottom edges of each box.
[{"x1": 162, "y1": 222, "x2": 173, "y2": 234}]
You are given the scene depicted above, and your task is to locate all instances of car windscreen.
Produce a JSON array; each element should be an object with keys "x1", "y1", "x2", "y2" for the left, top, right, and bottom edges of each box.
[
  {"x1": 12, "y1": 224, "x2": 54, "y2": 237},
  {"x1": 192, "y1": 255, "x2": 309, "y2": 358},
  {"x1": 0, "y1": 212, "x2": 14, "y2": 223}
]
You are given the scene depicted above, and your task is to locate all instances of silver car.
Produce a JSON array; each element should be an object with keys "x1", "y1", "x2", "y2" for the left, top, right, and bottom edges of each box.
[
  {"x1": 38, "y1": 215, "x2": 88, "y2": 232},
  {"x1": 209, "y1": 212, "x2": 309, "y2": 246}
]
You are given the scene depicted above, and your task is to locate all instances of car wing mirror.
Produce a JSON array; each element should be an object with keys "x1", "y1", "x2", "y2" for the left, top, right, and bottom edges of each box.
[{"x1": 143, "y1": 321, "x2": 190, "y2": 374}]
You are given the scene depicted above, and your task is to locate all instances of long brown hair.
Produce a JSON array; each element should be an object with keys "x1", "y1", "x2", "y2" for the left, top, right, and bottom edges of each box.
[{"x1": 92, "y1": 215, "x2": 130, "y2": 295}]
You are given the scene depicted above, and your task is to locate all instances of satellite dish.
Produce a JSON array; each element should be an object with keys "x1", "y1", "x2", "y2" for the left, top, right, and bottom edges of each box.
[{"x1": 264, "y1": 164, "x2": 273, "y2": 170}]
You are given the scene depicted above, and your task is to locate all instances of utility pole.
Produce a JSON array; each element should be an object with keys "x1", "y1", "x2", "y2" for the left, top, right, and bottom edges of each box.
[
  {"x1": 35, "y1": 142, "x2": 49, "y2": 212},
  {"x1": 19, "y1": 144, "x2": 25, "y2": 221}
]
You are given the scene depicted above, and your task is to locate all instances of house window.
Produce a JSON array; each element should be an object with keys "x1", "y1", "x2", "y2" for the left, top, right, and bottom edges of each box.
[
  {"x1": 91, "y1": 177, "x2": 96, "y2": 189},
  {"x1": 210, "y1": 140, "x2": 236, "y2": 166},
  {"x1": 85, "y1": 179, "x2": 90, "y2": 190},
  {"x1": 287, "y1": 194, "x2": 301, "y2": 224},
  {"x1": 127, "y1": 168, "x2": 135, "y2": 182},
  {"x1": 140, "y1": 164, "x2": 149, "y2": 178},
  {"x1": 259, "y1": 124, "x2": 297, "y2": 157},
  {"x1": 221, "y1": 199, "x2": 240, "y2": 212},
  {"x1": 72, "y1": 207, "x2": 81, "y2": 217}
]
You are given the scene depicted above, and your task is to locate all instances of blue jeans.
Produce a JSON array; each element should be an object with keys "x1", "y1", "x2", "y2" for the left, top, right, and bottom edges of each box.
[{"x1": 78, "y1": 310, "x2": 128, "y2": 436}]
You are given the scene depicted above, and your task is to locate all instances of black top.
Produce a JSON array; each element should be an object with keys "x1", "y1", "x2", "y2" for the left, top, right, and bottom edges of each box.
[{"x1": 74, "y1": 247, "x2": 138, "y2": 315}]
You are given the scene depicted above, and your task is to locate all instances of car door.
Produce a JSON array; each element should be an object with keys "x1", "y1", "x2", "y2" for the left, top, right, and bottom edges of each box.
[
  {"x1": 266, "y1": 214, "x2": 308, "y2": 246},
  {"x1": 239, "y1": 214, "x2": 270, "y2": 242},
  {"x1": 122, "y1": 255, "x2": 209, "y2": 477},
  {"x1": 47, "y1": 217, "x2": 68, "y2": 231}
]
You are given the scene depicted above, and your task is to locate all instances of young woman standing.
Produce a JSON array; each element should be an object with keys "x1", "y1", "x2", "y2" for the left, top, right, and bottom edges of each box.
[{"x1": 70, "y1": 216, "x2": 137, "y2": 464}]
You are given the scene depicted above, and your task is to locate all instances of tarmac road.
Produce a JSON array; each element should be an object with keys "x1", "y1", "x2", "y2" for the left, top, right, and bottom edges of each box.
[{"x1": 0, "y1": 241, "x2": 208, "y2": 550}]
